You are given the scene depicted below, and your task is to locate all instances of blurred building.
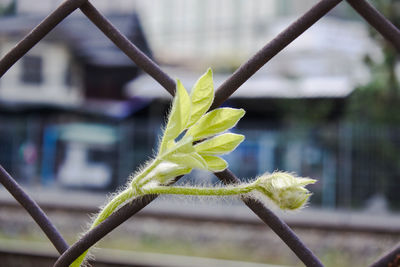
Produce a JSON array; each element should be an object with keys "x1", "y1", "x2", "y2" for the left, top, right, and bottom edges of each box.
[
  {"x1": 0, "y1": 12, "x2": 151, "y2": 102},
  {"x1": 0, "y1": 0, "x2": 398, "y2": 211},
  {"x1": 0, "y1": 11, "x2": 153, "y2": 190}
]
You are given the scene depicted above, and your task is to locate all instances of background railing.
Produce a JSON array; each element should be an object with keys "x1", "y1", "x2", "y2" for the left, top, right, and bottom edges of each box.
[{"x1": 0, "y1": 0, "x2": 399, "y2": 266}]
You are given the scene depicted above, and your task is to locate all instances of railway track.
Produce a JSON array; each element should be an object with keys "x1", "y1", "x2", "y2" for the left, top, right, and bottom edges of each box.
[
  {"x1": 0, "y1": 189, "x2": 398, "y2": 266},
  {"x1": 0, "y1": 189, "x2": 399, "y2": 235}
]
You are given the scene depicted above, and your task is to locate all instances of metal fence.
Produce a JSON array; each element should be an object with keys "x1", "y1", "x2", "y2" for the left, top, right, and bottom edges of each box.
[{"x1": 0, "y1": 0, "x2": 399, "y2": 266}]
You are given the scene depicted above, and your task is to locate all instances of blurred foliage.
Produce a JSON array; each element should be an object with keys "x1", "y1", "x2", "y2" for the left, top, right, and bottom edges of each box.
[
  {"x1": 346, "y1": 0, "x2": 400, "y2": 123},
  {"x1": 345, "y1": 0, "x2": 400, "y2": 209},
  {"x1": 276, "y1": 99, "x2": 339, "y2": 124}
]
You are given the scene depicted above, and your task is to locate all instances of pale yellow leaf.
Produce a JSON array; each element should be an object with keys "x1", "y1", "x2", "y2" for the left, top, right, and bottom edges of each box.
[
  {"x1": 159, "y1": 80, "x2": 191, "y2": 154},
  {"x1": 194, "y1": 133, "x2": 244, "y2": 155},
  {"x1": 187, "y1": 68, "x2": 214, "y2": 127},
  {"x1": 202, "y1": 155, "x2": 228, "y2": 172},
  {"x1": 186, "y1": 108, "x2": 245, "y2": 141},
  {"x1": 166, "y1": 152, "x2": 208, "y2": 169}
]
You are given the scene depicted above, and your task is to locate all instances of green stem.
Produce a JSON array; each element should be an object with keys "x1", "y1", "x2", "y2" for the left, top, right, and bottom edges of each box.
[
  {"x1": 70, "y1": 188, "x2": 134, "y2": 267},
  {"x1": 91, "y1": 188, "x2": 133, "y2": 227},
  {"x1": 143, "y1": 183, "x2": 255, "y2": 196},
  {"x1": 71, "y1": 159, "x2": 162, "y2": 266}
]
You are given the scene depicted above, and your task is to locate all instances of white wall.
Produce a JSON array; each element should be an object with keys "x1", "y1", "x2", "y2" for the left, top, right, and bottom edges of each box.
[
  {"x1": 133, "y1": 0, "x2": 280, "y2": 65},
  {"x1": 0, "y1": 40, "x2": 83, "y2": 105}
]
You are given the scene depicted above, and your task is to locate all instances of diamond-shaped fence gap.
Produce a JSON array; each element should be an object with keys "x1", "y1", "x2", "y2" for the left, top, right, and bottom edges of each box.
[
  {"x1": 52, "y1": 0, "x2": 339, "y2": 263},
  {"x1": 0, "y1": 0, "x2": 399, "y2": 266},
  {"x1": 77, "y1": 1, "x2": 340, "y2": 262},
  {"x1": 54, "y1": 2, "x2": 345, "y2": 266}
]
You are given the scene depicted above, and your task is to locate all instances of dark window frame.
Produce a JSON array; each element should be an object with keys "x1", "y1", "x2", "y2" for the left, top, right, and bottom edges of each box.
[{"x1": 20, "y1": 55, "x2": 43, "y2": 85}]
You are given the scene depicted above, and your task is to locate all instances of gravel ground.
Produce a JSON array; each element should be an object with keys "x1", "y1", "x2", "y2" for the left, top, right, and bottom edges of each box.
[{"x1": 0, "y1": 188, "x2": 399, "y2": 266}]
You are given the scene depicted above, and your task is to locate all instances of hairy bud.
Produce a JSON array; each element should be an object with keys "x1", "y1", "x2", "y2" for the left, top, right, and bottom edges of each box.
[{"x1": 254, "y1": 172, "x2": 316, "y2": 210}]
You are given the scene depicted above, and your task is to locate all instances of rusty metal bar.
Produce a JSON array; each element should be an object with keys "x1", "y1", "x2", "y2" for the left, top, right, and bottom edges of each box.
[
  {"x1": 369, "y1": 243, "x2": 400, "y2": 267},
  {"x1": 0, "y1": 0, "x2": 87, "y2": 78},
  {"x1": 0, "y1": 166, "x2": 69, "y2": 254},
  {"x1": 347, "y1": 0, "x2": 400, "y2": 52},
  {"x1": 212, "y1": 0, "x2": 343, "y2": 109},
  {"x1": 79, "y1": 2, "x2": 176, "y2": 95}
]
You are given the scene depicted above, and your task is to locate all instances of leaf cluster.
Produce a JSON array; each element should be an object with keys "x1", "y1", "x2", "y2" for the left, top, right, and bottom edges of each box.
[{"x1": 157, "y1": 68, "x2": 245, "y2": 177}]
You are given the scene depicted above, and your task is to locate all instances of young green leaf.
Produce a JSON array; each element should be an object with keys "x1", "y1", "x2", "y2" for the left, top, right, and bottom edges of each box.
[
  {"x1": 202, "y1": 155, "x2": 228, "y2": 172},
  {"x1": 186, "y1": 68, "x2": 214, "y2": 128},
  {"x1": 166, "y1": 152, "x2": 208, "y2": 169},
  {"x1": 159, "y1": 80, "x2": 191, "y2": 154},
  {"x1": 160, "y1": 135, "x2": 194, "y2": 159},
  {"x1": 186, "y1": 108, "x2": 245, "y2": 141},
  {"x1": 194, "y1": 133, "x2": 244, "y2": 155}
]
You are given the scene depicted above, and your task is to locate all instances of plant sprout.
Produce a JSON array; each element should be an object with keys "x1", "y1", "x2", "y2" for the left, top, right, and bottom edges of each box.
[{"x1": 71, "y1": 69, "x2": 315, "y2": 266}]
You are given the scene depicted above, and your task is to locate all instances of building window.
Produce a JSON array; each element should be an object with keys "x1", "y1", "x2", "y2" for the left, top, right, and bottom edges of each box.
[
  {"x1": 65, "y1": 61, "x2": 73, "y2": 87},
  {"x1": 21, "y1": 55, "x2": 43, "y2": 84},
  {"x1": 64, "y1": 60, "x2": 80, "y2": 88}
]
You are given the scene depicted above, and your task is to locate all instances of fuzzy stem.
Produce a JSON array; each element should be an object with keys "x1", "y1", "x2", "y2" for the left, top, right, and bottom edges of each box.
[
  {"x1": 92, "y1": 188, "x2": 134, "y2": 227},
  {"x1": 71, "y1": 159, "x2": 161, "y2": 266},
  {"x1": 70, "y1": 188, "x2": 134, "y2": 267},
  {"x1": 143, "y1": 183, "x2": 256, "y2": 196}
]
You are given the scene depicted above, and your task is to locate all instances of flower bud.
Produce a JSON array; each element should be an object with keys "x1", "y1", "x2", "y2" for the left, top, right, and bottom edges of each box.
[
  {"x1": 146, "y1": 161, "x2": 192, "y2": 185},
  {"x1": 254, "y1": 172, "x2": 316, "y2": 210}
]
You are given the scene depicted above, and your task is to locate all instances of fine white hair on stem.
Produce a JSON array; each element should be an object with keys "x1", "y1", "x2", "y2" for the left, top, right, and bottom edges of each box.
[
  {"x1": 146, "y1": 180, "x2": 248, "y2": 204},
  {"x1": 155, "y1": 190, "x2": 242, "y2": 205}
]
